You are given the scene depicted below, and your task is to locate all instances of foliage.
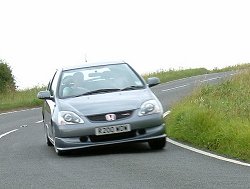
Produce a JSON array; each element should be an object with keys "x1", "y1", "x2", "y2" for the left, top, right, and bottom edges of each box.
[
  {"x1": 142, "y1": 63, "x2": 250, "y2": 83},
  {"x1": 0, "y1": 86, "x2": 45, "y2": 112},
  {"x1": 210, "y1": 63, "x2": 250, "y2": 73},
  {"x1": 0, "y1": 59, "x2": 16, "y2": 93},
  {"x1": 143, "y1": 68, "x2": 209, "y2": 83}
]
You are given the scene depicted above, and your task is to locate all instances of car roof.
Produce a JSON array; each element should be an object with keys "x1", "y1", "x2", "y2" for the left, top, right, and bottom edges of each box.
[{"x1": 61, "y1": 61, "x2": 127, "y2": 71}]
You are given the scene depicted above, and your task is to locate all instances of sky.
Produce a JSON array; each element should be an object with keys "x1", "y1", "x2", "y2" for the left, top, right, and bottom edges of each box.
[{"x1": 1, "y1": 0, "x2": 250, "y2": 89}]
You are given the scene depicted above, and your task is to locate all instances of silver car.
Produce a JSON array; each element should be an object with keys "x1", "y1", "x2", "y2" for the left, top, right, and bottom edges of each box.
[{"x1": 38, "y1": 61, "x2": 166, "y2": 155}]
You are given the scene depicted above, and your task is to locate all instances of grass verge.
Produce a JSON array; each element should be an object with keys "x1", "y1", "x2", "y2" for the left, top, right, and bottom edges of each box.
[
  {"x1": 142, "y1": 63, "x2": 250, "y2": 83},
  {"x1": 166, "y1": 68, "x2": 250, "y2": 162},
  {"x1": 0, "y1": 86, "x2": 44, "y2": 113},
  {"x1": 143, "y1": 68, "x2": 209, "y2": 83}
]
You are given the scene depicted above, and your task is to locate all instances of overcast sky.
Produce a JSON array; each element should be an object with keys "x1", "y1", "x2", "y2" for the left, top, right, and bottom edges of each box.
[{"x1": 1, "y1": 0, "x2": 250, "y2": 89}]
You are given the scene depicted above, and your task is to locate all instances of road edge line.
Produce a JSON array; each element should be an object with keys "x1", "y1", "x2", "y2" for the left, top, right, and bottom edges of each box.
[
  {"x1": 0, "y1": 129, "x2": 19, "y2": 139},
  {"x1": 0, "y1": 108, "x2": 40, "y2": 116},
  {"x1": 164, "y1": 111, "x2": 250, "y2": 167},
  {"x1": 167, "y1": 138, "x2": 250, "y2": 167}
]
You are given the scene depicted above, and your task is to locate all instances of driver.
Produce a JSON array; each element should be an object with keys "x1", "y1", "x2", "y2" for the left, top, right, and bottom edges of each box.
[{"x1": 63, "y1": 72, "x2": 88, "y2": 97}]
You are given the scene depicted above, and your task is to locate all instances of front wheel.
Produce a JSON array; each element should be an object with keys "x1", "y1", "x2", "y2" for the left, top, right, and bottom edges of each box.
[
  {"x1": 46, "y1": 135, "x2": 53, "y2": 146},
  {"x1": 148, "y1": 137, "x2": 166, "y2": 150},
  {"x1": 44, "y1": 122, "x2": 53, "y2": 146}
]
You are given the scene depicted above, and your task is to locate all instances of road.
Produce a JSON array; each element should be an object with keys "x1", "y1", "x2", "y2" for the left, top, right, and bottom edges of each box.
[{"x1": 0, "y1": 71, "x2": 249, "y2": 189}]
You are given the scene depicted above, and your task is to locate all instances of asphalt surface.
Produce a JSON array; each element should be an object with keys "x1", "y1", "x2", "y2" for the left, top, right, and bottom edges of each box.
[{"x1": 1, "y1": 71, "x2": 249, "y2": 189}]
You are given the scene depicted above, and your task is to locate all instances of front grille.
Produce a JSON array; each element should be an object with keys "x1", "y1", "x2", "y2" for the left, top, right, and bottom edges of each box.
[
  {"x1": 87, "y1": 110, "x2": 133, "y2": 122},
  {"x1": 89, "y1": 130, "x2": 136, "y2": 142}
]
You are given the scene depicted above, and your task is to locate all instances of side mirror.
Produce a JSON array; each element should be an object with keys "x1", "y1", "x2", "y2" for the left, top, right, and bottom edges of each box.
[
  {"x1": 147, "y1": 77, "x2": 160, "y2": 87},
  {"x1": 37, "y1": 91, "x2": 53, "y2": 100}
]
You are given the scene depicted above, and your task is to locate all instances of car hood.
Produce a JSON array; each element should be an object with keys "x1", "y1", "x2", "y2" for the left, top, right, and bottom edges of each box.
[{"x1": 57, "y1": 89, "x2": 155, "y2": 115}]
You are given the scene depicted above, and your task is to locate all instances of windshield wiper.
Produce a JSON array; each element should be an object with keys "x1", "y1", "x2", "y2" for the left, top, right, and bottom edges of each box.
[
  {"x1": 75, "y1": 88, "x2": 121, "y2": 97},
  {"x1": 120, "y1": 85, "x2": 144, "y2": 91},
  {"x1": 75, "y1": 86, "x2": 144, "y2": 97}
]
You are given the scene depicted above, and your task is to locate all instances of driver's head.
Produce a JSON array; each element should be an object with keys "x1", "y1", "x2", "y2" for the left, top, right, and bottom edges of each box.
[{"x1": 73, "y1": 72, "x2": 84, "y2": 86}]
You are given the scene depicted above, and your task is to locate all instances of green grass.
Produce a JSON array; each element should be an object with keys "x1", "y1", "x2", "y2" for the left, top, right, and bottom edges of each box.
[
  {"x1": 143, "y1": 68, "x2": 209, "y2": 83},
  {"x1": 210, "y1": 63, "x2": 250, "y2": 73},
  {"x1": 0, "y1": 86, "x2": 44, "y2": 113},
  {"x1": 142, "y1": 63, "x2": 250, "y2": 83},
  {"x1": 166, "y1": 68, "x2": 250, "y2": 162}
]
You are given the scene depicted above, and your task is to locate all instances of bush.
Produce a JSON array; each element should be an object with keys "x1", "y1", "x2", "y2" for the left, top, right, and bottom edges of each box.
[{"x1": 0, "y1": 59, "x2": 16, "y2": 93}]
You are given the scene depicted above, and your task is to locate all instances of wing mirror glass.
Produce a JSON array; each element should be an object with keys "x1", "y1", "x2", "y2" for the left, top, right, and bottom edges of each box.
[
  {"x1": 147, "y1": 77, "x2": 160, "y2": 87},
  {"x1": 37, "y1": 90, "x2": 53, "y2": 100}
]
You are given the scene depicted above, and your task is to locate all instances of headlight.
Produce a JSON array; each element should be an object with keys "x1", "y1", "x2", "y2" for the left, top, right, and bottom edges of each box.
[
  {"x1": 138, "y1": 100, "x2": 163, "y2": 116},
  {"x1": 58, "y1": 111, "x2": 84, "y2": 125}
]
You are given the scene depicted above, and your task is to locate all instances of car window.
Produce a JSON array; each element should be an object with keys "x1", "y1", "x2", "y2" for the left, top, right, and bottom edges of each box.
[
  {"x1": 50, "y1": 71, "x2": 60, "y2": 97},
  {"x1": 59, "y1": 63, "x2": 145, "y2": 98}
]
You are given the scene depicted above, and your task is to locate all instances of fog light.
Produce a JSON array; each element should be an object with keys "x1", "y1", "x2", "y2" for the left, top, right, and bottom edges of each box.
[
  {"x1": 80, "y1": 136, "x2": 88, "y2": 142},
  {"x1": 138, "y1": 129, "x2": 146, "y2": 135}
]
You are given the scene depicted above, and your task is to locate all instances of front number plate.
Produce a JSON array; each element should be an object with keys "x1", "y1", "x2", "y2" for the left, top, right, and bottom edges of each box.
[{"x1": 95, "y1": 124, "x2": 131, "y2": 136}]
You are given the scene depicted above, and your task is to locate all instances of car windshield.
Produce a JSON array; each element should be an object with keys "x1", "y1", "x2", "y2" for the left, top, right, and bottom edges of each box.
[{"x1": 58, "y1": 63, "x2": 145, "y2": 98}]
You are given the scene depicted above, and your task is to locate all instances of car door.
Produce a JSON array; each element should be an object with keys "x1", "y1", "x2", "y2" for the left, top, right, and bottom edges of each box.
[{"x1": 43, "y1": 70, "x2": 60, "y2": 140}]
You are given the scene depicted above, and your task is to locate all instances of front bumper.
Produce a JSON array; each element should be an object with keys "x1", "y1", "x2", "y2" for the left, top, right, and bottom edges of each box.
[{"x1": 55, "y1": 123, "x2": 166, "y2": 151}]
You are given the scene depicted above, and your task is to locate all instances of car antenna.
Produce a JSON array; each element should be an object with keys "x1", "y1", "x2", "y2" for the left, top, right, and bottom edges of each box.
[{"x1": 84, "y1": 53, "x2": 87, "y2": 63}]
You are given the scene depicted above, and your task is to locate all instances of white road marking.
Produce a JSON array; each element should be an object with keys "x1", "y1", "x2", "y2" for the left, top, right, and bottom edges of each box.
[
  {"x1": 0, "y1": 108, "x2": 40, "y2": 116},
  {"x1": 0, "y1": 129, "x2": 19, "y2": 139},
  {"x1": 163, "y1": 111, "x2": 171, "y2": 118},
  {"x1": 162, "y1": 84, "x2": 189, "y2": 92},
  {"x1": 162, "y1": 76, "x2": 226, "y2": 92},
  {"x1": 167, "y1": 138, "x2": 250, "y2": 167},
  {"x1": 36, "y1": 120, "x2": 43, "y2": 124},
  {"x1": 200, "y1": 77, "x2": 221, "y2": 83},
  {"x1": 163, "y1": 111, "x2": 250, "y2": 167}
]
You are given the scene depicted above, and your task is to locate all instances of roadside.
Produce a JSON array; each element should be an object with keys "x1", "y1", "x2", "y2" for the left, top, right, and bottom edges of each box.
[
  {"x1": 166, "y1": 68, "x2": 250, "y2": 163},
  {"x1": 1, "y1": 63, "x2": 250, "y2": 163}
]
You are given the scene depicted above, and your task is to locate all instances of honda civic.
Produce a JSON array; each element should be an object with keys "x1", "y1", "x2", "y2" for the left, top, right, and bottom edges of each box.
[{"x1": 37, "y1": 61, "x2": 166, "y2": 155}]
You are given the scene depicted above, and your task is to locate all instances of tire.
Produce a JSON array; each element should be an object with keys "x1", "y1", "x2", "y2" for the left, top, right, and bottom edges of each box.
[
  {"x1": 44, "y1": 124, "x2": 53, "y2": 146},
  {"x1": 46, "y1": 135, "x2": 53, "y2": 146},
  {"x1": 148, "y1": 137, "x2": 166, "y2": 150}
]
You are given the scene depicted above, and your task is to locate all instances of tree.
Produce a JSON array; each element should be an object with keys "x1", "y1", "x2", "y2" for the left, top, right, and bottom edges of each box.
[{"x1": 0, "y1": 59, "x2": 16, "y2": 93}]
